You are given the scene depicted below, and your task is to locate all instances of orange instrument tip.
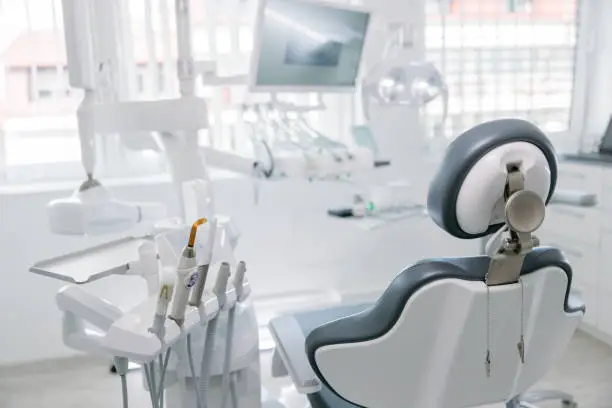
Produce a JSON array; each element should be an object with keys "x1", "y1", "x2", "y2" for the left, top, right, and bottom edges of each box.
[{"x1": 188, "y1": 218, "x2": 208, "y2": 247}]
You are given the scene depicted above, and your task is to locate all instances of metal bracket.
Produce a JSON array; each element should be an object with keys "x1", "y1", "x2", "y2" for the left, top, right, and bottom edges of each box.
[
  {"x1": 482, "y1": 162, "x2": 546, "y2": 375},
  {"x1": 485, "y1": 162, "x2": 543, "y2": 286}
]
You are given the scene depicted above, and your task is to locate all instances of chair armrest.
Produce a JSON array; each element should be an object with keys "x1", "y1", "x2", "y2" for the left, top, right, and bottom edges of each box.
[
  {"x1": 271, "y1": 348, "x2": 289, "y2": 378},
  {"x1": 268, "y1": 316, "x2": 321, "y2": 394}
]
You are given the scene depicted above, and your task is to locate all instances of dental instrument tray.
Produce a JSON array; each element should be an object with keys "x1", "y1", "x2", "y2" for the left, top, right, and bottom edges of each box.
[{"x1": 30, "y1": 237, "x2": 151, "y2": 284}]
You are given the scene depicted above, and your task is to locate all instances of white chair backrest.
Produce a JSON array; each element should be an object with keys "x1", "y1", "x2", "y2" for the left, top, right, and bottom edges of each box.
[{"x1": 311, "y1": 259, "x2": 582, "y2": 408}]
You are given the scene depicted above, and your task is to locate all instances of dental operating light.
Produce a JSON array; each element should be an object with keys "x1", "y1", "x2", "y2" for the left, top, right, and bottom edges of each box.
[{"x1": 361, "y1": 25, "x2": 448, "y2": 134}]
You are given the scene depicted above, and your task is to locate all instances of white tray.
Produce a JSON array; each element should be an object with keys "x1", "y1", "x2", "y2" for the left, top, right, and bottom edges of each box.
[{"x1": 30, "y1": 237, "x2": 151, "y2": 284}]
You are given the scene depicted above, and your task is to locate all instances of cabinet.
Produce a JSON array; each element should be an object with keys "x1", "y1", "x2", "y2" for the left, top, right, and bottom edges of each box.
[{"x1": 539, "y1": 160, "x2": 612, "y2": 342}]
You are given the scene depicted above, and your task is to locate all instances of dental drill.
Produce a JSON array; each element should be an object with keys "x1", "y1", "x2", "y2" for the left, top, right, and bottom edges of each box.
[
  {"x1": 150, "y1": 267, "x2": 176, "y2": 339},
  {"x1": 169, "y1": 218, "x2": 207, "y2": 326},
  {"x1": 189, "y1": 218, "x2": 218, "y2": 307},
  {"x1": 185, "y1": 218, "x2": 216, "y2": 408},
  {"x1": 221, "y1": 261, "x2": 248, "y2": 408}
]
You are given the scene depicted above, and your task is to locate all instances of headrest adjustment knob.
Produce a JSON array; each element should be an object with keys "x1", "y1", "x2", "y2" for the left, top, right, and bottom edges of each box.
[{"x1": 505, "y1": 190, "x2": 545, "y2": 234}]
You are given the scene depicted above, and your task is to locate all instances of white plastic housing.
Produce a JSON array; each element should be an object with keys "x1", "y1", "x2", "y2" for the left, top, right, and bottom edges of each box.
[
  {"x1": 57, "y1": 285, "x2": 123, "y2": 331},
  {"x1": 47, "y1": 185, "x2": 167, "y2": 235},
  {"x1": 455, "y1": 142, "x2": 551, "y2": 235},
  {"x1": 56, "y1": 285, "x2": 124, "y2": 356}
]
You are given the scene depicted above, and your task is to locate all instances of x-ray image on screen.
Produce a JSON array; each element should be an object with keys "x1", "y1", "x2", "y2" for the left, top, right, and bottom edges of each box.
[
  {"x1": 284, "y1": 37, "x2": 342, "y2": 67},
  {"x1": 250, "y1": 0, "x2": 371, "y2": 91}
]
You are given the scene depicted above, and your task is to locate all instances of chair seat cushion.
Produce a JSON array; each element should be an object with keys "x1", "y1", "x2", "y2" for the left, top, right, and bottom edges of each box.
[{"x1": 291, "y1": 304, "x2": 372, "y2": 408}]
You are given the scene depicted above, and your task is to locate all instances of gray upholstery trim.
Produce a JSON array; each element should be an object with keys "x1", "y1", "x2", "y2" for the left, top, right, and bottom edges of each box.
[
  {"x1": 307, "y1": 385, "x2": 359, "y2": 408},
  {"x1": 426, "y1": 119, "x2": 558, "y2": 239},
  {"x1": 305, "y1": 247, "x2": 583, "y2": 407},
  {"x1": 295, "y1": 304, "x2": 372, "y2": 337}
]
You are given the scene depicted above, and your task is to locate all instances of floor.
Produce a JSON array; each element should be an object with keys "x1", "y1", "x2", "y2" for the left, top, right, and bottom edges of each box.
[{"x1": 0, "y1": 331, "x2": 611, "y2": 408}]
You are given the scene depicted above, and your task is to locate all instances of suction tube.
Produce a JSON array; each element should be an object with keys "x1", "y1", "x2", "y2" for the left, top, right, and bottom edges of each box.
[
  {"x1": 198, "y1": 262, "x2": 231, "y2": 408},
  {"x1": 221, "y1": 261, "x2": 247, "y2": 408}
]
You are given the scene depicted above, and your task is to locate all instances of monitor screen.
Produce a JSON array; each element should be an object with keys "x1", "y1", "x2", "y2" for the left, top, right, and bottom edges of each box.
[{"x1": 250, "y1": 0, "x2": 371, "y2": 92}]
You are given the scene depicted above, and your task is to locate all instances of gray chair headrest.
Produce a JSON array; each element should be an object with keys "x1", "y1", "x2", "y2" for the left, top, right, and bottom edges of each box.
[{"x1": 426, "y1": 119, "x2": 558, "y2": 239}]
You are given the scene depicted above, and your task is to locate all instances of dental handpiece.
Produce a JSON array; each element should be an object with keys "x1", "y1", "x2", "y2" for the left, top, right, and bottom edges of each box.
[
  {"x1": 189, "y1": 218, "x2": 218, "y2": 307},
  {"x1": 169, "y1": 218, "x2": 207, "y2": 326},
  {"x1": 196, "y1": 263, "x2": 232, "y2": 408},
  {"x1": 150, "y1": 267, "x2": 176, "y2": 337},
  {"x1": 233, "y1": 261, "x2": 247, "y2": 301},
  {"x1": 214, "y1": 262, "x2": 232, "y2": 309}
]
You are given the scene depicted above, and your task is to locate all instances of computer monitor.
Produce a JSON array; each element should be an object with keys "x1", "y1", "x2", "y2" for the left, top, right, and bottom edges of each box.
[
  {"x1": 599, "y1": 115, "x2": 612, "y2": 154},
  {"x1": 249, "y1": 0, "x2": 371, "y2": 93}
]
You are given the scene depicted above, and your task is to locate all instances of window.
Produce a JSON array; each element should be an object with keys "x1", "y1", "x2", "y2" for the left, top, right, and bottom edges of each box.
[
  {"x1": 426, "y1": 0, "x2": 460, "y2": 14},
  {"x1": 136, "y1": 63, "x2": 166, "y2": 95},
  {"x1": 29, "y1": 66, "x2": 71, "y2": 101},
  {"x1": 0, "y1": 0, "x2": 358, "y2": 185},
  {"x1": 238, "y1": 26, "x2": 253, "y2": 53},
  {"x1": 0, "y1": 1, "x2": 167, "y2": 185},
  {"x1": 0, "y1": 65, "x2": 5, "y2": 101},
  {"x1": 425, "y1": 0, "x2": 579, "y2": 137},
  {"x1": 507, "y1": 0, "x2": 533, "y2": 13}
]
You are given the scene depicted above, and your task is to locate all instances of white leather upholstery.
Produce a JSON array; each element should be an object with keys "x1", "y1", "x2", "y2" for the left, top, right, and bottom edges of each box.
[{"x1": 313, "y1": 266, "x2": 582, "y2": 408}]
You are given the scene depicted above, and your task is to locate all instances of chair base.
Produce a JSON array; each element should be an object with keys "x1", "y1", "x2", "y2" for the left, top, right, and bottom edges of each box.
[{"x1": 507, "y1": 390, "x2": 577, "y2": 408}]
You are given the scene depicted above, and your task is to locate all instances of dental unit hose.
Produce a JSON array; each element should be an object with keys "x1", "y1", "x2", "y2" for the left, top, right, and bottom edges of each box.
[
  {"x1": 221, "y1": 261, "x2": 247, "y2": 408},
  {"x1": 115, "y1": 357, "x2": 130, "y2": 408},
  {"x1": 189, "y1": 218, "x2": 218, "y2": 306},
  {"x1": 187, "y1": 333, "x2": 204, "y2": 408},
  {"x1": 143, "y1": 352, "x2": 171, "y2": 408},
  {"x1": 155, "y1": 349, "x2": 172, "y2": 408},
  {"x1": 198, "y1": 262, "x2": 232, "y2": 408},
  {"x1": 144, "y1": 363, "x2": 158, "y2": 408},
  {"x1": 169, "y1": 218, "x2": 207, "y2": 326}
]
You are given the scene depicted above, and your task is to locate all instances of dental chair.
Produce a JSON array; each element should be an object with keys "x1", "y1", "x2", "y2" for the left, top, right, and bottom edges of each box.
[{"x1": 268, "y1": 118, "x2": 585, "y2": 408}]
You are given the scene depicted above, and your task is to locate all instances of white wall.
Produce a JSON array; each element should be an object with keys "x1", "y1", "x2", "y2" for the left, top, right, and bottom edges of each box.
[
  {"x1": 0, "y1": 173, "x2": 473, "y2": 365},
  {"x1": 571, "y1": 0, "x2": 612, "y2": 148}
]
